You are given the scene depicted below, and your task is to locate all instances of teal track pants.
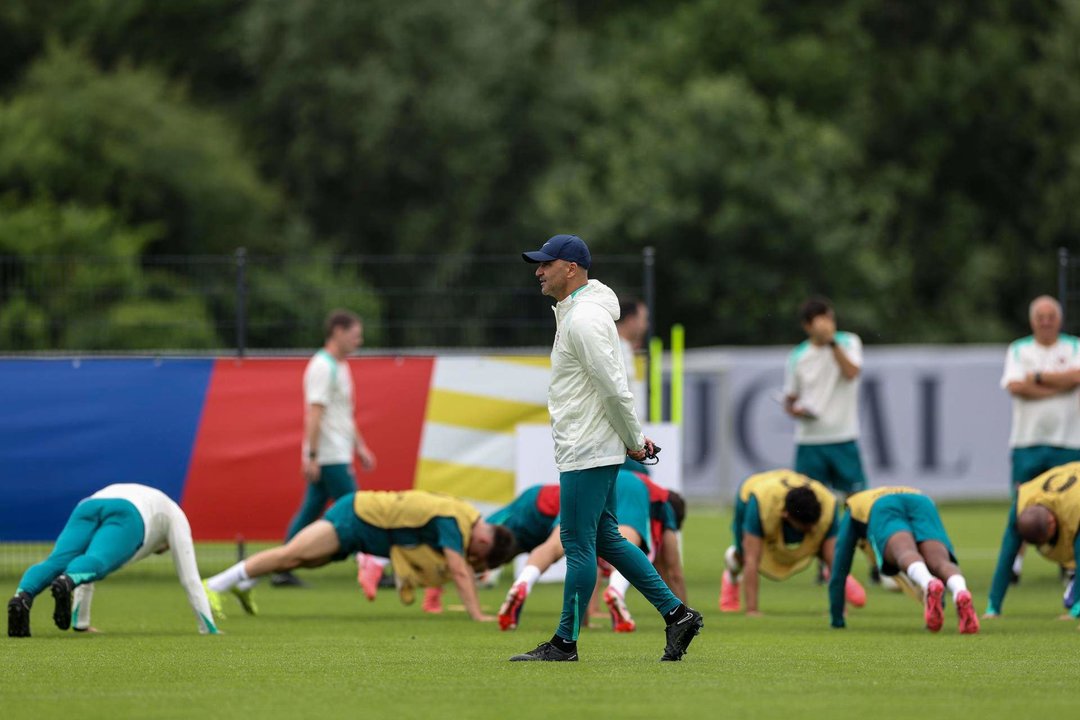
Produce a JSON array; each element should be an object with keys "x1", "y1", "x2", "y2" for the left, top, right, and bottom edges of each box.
[
  {"x1": 557, "y1": 464, "x2": 680, "y2": 641},
  {"x1": 17, "y1": 499, "x2": 144, "y2": 596},
  {"x1": 284, "y1": 463, "x2": 357, "y2": 541}
]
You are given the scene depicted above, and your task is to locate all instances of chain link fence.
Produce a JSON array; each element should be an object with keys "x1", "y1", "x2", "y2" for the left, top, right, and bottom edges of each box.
[{"x1": 0, "y1": 251, "x2": 653, "y2": 353}]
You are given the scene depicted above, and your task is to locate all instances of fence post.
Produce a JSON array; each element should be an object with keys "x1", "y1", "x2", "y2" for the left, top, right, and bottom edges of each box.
[{"x1": 235, "y1": 247, "x2": 247, "y2": 358}]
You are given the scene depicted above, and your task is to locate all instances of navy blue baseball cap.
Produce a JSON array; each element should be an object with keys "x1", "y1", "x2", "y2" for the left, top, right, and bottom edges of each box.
[{"x1": 522, "y1": 234, "x2": 591, "y2": 270}]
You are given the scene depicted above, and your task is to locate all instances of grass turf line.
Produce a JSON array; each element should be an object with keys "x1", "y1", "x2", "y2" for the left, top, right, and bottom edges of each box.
[{"x1": 4, "y1": 502, "x2": 1080, "y2": 720}]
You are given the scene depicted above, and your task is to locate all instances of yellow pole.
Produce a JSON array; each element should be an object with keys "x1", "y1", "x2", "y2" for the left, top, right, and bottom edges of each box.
[
  {"x1": 671, "y1": 324, "x2": 684, "y2": 425},
  {"x1": 649, "y1": 336, "x2": 663, "y2": 423}
]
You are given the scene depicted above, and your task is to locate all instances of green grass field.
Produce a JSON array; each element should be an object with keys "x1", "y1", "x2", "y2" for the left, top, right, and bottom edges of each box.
[{"x1": 5, "y1": 502, "x2": 1080, "y2": 720}]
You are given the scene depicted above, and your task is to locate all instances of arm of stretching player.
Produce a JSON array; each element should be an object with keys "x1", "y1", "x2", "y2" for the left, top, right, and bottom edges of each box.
[
  {"x1": 742, "y1": 532, "x2": 764, "y2": 614},
  {"x1": 828, "y1": 514, "x2": 858, "y2": 628},
  {"x1": 657, "y1": 529, "x2": 687, "y2": 602},
  {"x1": 167, "y1": 510, "x2": 219, "y2": 634},
  {"x1": 986, "y1": 503, "x2": 1021, "y2": 616},
  {"x1": 444, "y1": 548, "x2": 493, "y2": 622}
]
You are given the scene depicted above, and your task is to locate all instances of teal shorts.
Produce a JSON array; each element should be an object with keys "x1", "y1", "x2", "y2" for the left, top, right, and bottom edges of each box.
[
  {"x1": 1010, "y1": 445, "x2": 1080, "y2": 490},
  {"x1": 795, "y1": 441, "x2": 867, "y2": 495},
  {"x1": 866, "y1": 494, "x2": 956, "y2": 575},
  {"x1": 322, "y1": 493, "x2": 382, "y2": 561},
  {"x1": 614, "y1": 470, "x2": 651, "y2": 552}
]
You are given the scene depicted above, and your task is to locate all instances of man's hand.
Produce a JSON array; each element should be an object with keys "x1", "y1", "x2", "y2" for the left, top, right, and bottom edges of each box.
[
  {"x1": 357, "y1": 444, "x2": 377, "y2": 472},
  {"x1": 627, "y1": 437, "x2": 656, "y2": 461},
  {"x1": 303, "y1": 458, "x2": 320, "y2": 483}
]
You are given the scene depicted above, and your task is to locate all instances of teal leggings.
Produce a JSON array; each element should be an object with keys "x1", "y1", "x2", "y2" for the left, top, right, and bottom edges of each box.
[
  {"x1": 17, "y1": 499, "x2": 144, "y2": 596},
  {"x1": 557, "y1": 465, "x2": 680, "y2": 641},
  {"x1": 285, "y1": 463, "x2": 357, "y2": 541}
]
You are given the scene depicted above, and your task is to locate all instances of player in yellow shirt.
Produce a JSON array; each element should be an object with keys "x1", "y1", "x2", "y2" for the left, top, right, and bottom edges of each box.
[
  {"x1": 204, "y1": 490, "x2": 515, "y2": 622},
  {"x1": 829, "y1": 487, "x2": 979, "y2": 634},
  {"x1": 719, "y1": 470, "x2": 866, "y2": 615},
  {"x1": 985, "y1": 462, "x2": 1080, "y2": 622}
]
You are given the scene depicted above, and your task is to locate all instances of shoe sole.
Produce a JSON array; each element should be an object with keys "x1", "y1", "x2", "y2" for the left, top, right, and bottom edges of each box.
[
  {"x1": 604, "y1": 593, "x2": 636, "y2": 632},
  {"x1": 499, "y1": 589, "x2": 526, "y2": 631},
  {"x1": 924, "y1": 581, "x2": 945, "y2": 632},
  {"x1": 957, "y1": 595, "x2": 980, "y2": 635},
  {"x1": 51, "y1": 579, "x2": 73, "y2": 631}
]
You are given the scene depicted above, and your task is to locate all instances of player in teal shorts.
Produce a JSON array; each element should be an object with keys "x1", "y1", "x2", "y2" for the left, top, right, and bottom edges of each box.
[
  {"x1": 205, "y1": 490, "x2": 516, "y2": 622},
  {"x1": 495, "y1": 469, "x2": 664, "y2": 632},
  {"x1": 828, "y1": 487, "x2": 979, "y2": 634}
]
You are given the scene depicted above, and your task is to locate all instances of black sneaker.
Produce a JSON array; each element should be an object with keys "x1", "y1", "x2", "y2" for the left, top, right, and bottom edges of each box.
[
  {"x1": 51, "y1": 575, "x2": 75, "y2": 630},
  {"x1": 509, "y1": 642, "x2": 579, "y2": 662},
  {"x1": 661, "y1": 607, "x2": 703, "y2": 661},
  {"x1": 270, "y1": 571, "x2": 308, "y2": 588},
  {"x1": 8, "y1": 593, "x2": 31, "y2": 637}
]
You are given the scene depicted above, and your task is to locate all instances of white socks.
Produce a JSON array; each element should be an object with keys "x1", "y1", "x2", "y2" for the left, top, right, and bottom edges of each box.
[
  {"x1": 207, "y1": 561, "x2": 250, "y2": 592},
  {"x1": 607, "y1": 571, "x2": 630, "y2": 598},
  {"x1": 516, "y1": 564, "x2": 542, "y2": 592},
  {"x1": 724, "y1": 546, "x2": 742, "y2": 576},
  {"x1": 357, "y1": 553, "x2": 391, "y2": 568},
  {"x1": 946, "y1": 574, "x2": 968, "y2": 599},
  {"x1": 905, "y1": 561, "x2": 934, "y2": 591}
]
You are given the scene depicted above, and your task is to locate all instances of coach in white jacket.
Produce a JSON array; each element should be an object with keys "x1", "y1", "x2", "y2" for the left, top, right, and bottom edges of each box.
[
  {"x1": 8, "y1": 483, "x2": 219, "y2": 637},
  {"x1": 509, "y1": 234, "x2": 702, "y2": 663}
]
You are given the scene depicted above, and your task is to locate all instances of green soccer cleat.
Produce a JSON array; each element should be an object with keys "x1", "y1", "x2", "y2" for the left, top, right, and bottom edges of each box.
[
  {"x1": 231, "y1": 586, "x2": 258, "y2": 616},
  {"x1": 203, "y1": 581, "x2": 226, "y2": 621}
]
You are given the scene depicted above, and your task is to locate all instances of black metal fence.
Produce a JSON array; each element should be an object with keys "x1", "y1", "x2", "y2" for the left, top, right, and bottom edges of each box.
[{"x1": 0, "y1": 251, "x2": 654, "y2": 353}]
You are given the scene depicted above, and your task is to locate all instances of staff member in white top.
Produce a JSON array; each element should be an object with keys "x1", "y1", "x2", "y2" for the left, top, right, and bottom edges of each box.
[
  {"x1": 1000, "y1": 295, "x2": 1080, "y2": 582},
  {"x1": 8, "y1": 483, "x2": 218, "y2": 637},
  {"x1": 616, "y1": 298, "x2": 649, "y2": 418},
  {"x1": 783, "y1": 296, "x2": 867, "y2": 498},
  {"x1": 510, "y1": 234, "x2": 702, "y2": 663},
  {"x1": 273, "y1": 309, "x2": 380, "y2": 588}
]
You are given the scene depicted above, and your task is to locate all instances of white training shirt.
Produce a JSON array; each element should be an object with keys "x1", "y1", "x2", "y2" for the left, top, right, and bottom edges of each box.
[
  {"x1": 783, "y1": 332, "x2": 863, "y2": 445},
  {"x1": 303, "y1": 349, "x2": 357, "y2": 465},
  {"x1": 74, "y1": 483, "x2": 216, "y2": 634},
  {"x1": 1000, "y1": 334, "x2": 1080, "y2": 449},
  {"x1": 548, "y1": 280, "x2": 645, "y2": 472}
]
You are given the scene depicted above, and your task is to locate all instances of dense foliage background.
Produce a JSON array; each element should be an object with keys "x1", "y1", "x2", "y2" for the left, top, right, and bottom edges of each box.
[{"x1": 2, "y1": 0, "x2": 1078, "y2": 349}]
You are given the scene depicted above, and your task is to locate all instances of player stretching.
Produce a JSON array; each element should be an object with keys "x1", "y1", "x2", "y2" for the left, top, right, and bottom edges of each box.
[
  {"x1": 829, "y1": 487, "x2": 979, "y2": 634},
  {"x1": 8, "y1": 483, "x2": 218, "y2": 637}
]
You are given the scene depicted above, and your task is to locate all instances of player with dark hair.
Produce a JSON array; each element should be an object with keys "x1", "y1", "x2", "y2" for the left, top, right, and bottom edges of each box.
[
  {"x1": 829, "y1": 487, "x2": 979, "y2": 634},
  {"x1": 985, "y1": 462, "x2": 1080, "y2": 622},
  {"x1": 205, "y1": 490, "x2": 515, "y2": 623},
  {"x1": 720, "y1": 470, "x2": 866, "y2": 615}
]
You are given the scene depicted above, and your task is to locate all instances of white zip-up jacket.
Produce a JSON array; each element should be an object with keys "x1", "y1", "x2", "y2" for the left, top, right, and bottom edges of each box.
[
  {"x1": 70, "y1": 483, "x2": 217, "y2": 634},
  {"x1": 549, "y1": 279, "x2": 645, "y2": 471}
]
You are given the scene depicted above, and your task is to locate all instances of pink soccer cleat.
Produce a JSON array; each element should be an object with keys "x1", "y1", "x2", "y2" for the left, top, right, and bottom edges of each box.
[
  {"x1": 719, "y1": 570, "x2": 741, "y2": 612},
  {"x1": 845, "y1": 575, "x2": 867, "y2": 608},
  {"x1": 955, "y1": 590, "x2": 980, "y2": 635},
  {"x1": 356, "y1": 553, "x2": 384, "y2": 601},
  {"x1": 498, "y1": 582, "x2": 528, "y2": 631},
  {"x1": 603, "y1": 587, "x2": 636, "y2": 632},
  {"x1": 924, "y1": 578, "x2": 945, "y2": 632},
  {"x1": 422, "y1": 586, "x2": 444, "y2": 614}
]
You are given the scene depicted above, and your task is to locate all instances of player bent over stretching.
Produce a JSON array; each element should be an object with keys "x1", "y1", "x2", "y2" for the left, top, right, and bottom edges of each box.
[
  {"x1": 720, "y1": 469, "x2": 866, "y2": 615},
  {"x1": 204, "y1": 490, "x2": 515, "y2": 622},
  {"x1": 8, "y1": 483, "x2": 218, "y2": 637},
  {"x1": 829, "y1": 487, "x2": 979, "y2": 634}
]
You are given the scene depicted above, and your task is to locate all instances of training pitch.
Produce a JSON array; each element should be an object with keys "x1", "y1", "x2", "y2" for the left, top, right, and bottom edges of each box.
[{"x1": 4, "y1": 503, "x2": 1079, "y2": 719}]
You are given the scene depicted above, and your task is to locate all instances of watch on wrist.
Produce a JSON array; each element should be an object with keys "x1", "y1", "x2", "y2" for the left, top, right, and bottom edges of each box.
[
  {"x1": 828, "y1": 339, "x2": 837, "y2": 348},
  {"x1": 308, "y1": 450, "x2": 318, "y2": 459},
  {"x1": 1035, "y1": 372, "x2": 1043, "y2": 385}
]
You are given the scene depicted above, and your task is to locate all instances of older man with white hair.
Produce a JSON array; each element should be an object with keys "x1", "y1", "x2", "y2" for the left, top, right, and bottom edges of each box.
[{"x1": 1001, "y1": 295, "x2": 1080, "y2": 582}]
